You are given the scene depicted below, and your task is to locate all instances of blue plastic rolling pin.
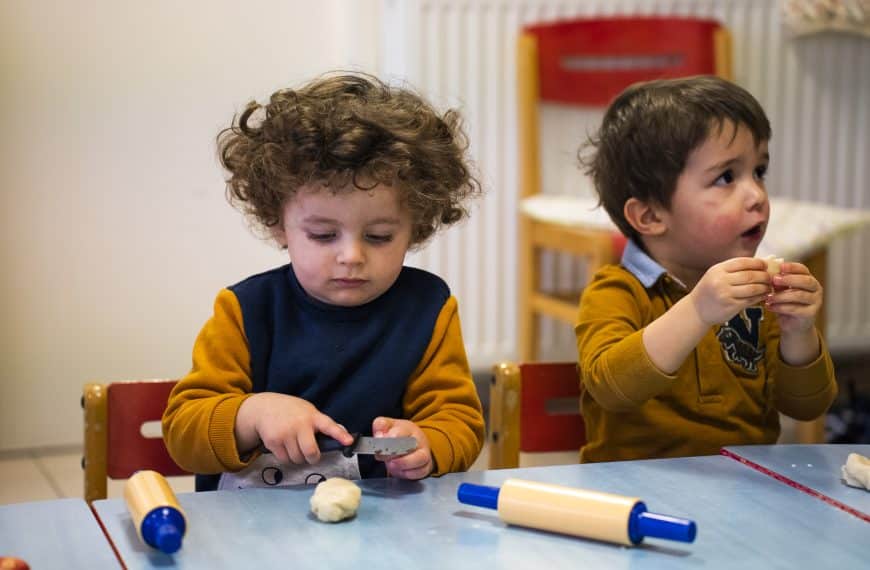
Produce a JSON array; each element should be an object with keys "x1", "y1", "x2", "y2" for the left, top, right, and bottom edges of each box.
[
  {"x1": 124, "y1": 470, "x2": 187, "y2": 554},
  {"x1": 457, "y1": 478, "x2": 696, "y2": 546}
]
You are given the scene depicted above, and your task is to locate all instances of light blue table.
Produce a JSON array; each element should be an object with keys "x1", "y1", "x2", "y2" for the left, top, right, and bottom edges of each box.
[
  {"x1": 0, "y1": 498, "x2": 119, "y2": 568},
  {"x1": 92, "y1": 454, "x2": 868, "y2": 569},
  {"x1": 722, "y1": 443, "x2": 870, "y2": 521}
]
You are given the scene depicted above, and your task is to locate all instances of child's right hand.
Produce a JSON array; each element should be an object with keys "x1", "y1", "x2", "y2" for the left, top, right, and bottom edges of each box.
[
  {"x1": 234, "y1": 392, "x2": 354, "y2": 465},
  {"x1": 690, "y1": 257, "x2": 772, "y2": 325}
]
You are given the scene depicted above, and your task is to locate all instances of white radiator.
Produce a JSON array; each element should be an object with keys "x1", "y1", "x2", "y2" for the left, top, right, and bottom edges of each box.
[{"x1": 382, "y1": 0, "x2": 870, "y2": 366}]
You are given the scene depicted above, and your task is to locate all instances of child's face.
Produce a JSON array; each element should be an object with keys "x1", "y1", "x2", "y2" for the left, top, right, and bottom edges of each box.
[
  {"x1": 277, "y1": 184, "x2": 413, "y2": 306},
  {"x1": 656, "y1": 121, "x2": 770, "y2": 276}
]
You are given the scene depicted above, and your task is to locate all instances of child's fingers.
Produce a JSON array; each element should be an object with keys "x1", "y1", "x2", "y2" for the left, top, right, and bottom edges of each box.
[
  {"x1": 385, "y1": 450, "x2": 432, "y2": 479},
  {"x1": 767, "y1": 289, "x2": 817, "y2": 308},
  {"x1": 732, "y1": 283, "x2": 773, "y2": 300},
  {"x1": 296, "y1": 431, "x2": 322, "y2": 465},
  {"x1": 314, "y1": 414, "x2": 354, "y2": 446},
  {"x1": 772, "y1": 273, "x2": 820, "y2": 293},
  {"x1": 779, "y1": 261, "x2": 809, "y2": 275},
  {"x1": 389, "y1": 464, "x2": 430, "y2": 480},
  {"x1": 282, "y1": 440, "x2": 306, "y2": 465},
  {"x1": 372, "y1": 416, "x2": 397, "y2": 437},
  {"x1": 723, "y1": 257, "x2": 768, "y2": 272},
  {"x1": 263, "y1": 441, "x2": 291, "y2": 465}
]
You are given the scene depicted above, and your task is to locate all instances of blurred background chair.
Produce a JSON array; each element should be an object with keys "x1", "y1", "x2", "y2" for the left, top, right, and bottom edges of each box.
[
  {"x1": 82, "y1": 379, "x2": 187, "y2": 502},
  {"x1": 517, "y1": 16, "x2": 733, "y2": 361},
  {"x1": 488, "y1": 361, "x2": 585, "y2": 469}
]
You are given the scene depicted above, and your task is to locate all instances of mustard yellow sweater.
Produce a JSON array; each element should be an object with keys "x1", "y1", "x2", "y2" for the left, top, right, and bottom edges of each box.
[
  {"x1": 576, "y1": 247, "x2": 837, "y2": 463},
  {"x1": 163, "y1": 265, "x2": 484, "y2": 483}
]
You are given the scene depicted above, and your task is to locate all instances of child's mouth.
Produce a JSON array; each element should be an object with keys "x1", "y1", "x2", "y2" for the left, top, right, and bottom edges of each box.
[{"x1": 741, "y1": 224, "x2": 764, "y2": 239}]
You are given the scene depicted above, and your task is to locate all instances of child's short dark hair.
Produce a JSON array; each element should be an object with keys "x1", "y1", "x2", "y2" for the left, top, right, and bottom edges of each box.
[
  {"x1": 218, "y1": 72, "x2": 480, "y2": 246},
  {"x1": 579, "y1": 75, "x2": 771, "y2": 243}
]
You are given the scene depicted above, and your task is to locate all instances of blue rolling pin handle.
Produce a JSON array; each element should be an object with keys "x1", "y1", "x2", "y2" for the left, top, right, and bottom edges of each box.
[
  {"x1": 141, "y1": 506, "x2": 186, "y2": 554},
  {"x1": 457, "y1": 482, "x2": 500, "y2": 510},
  {"x1": 628, "y1": 502, "x2": 697, "y2": 545}
]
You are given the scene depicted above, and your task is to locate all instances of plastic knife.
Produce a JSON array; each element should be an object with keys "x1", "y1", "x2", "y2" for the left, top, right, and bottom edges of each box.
[{"x1": 259, "y1": 432, "x2": 417, "y2": 458}]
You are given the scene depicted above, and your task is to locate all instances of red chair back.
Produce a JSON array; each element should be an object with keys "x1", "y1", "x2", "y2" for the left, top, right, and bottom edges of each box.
[
  {"x1": 518, "y1": 362, "x2": 585, "y2": 452},
  {"x1": 106, "y1": 380, "x2": 187, "y2": 478},
  {"x1": 525, "y1": 17, "x2": 723, "y2": 106}
]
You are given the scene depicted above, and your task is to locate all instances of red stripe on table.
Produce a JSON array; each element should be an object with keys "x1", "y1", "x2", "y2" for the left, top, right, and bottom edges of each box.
[{"x1": 720, "y1": 448, "x2": 869, "y2": 524}]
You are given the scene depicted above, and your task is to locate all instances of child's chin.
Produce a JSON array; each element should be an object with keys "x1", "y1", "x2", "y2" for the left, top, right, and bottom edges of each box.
[{"x1": 325, "y1": 291, "x2": 382, "y2": 307}]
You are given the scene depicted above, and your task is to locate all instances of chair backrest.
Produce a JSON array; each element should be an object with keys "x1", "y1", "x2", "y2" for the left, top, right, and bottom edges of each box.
[
  {"x1": 518, "y1": 16, "x2": 732, "y2": 198},
  {"x1": 526, "y1": 17, "x2": 731, "y2": 106},
  {"x1": 488, "y1": 361, "x2": 585, "y2": 469},
  {"x1": 82, "y1": 379, "x2": 187, "y2": 502}
]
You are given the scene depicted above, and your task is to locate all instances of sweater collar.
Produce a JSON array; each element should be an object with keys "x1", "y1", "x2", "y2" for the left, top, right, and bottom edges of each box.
[{"x1": 621, "y1": 239, "x2": 687, "y2": 290}]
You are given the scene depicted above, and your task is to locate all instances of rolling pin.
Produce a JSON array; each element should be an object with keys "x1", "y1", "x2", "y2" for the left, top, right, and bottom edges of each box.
[
  {"x1": 124, "y1": 470, "x2": 186, "y2": 554},
  {"x1": 457, "y1": 478, "x2": 696, "y2": 546}
]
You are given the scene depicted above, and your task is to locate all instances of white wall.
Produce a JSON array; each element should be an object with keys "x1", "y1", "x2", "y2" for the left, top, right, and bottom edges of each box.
[{"x1": 0, "y1": 0, "x2": 381, "y2": 450}]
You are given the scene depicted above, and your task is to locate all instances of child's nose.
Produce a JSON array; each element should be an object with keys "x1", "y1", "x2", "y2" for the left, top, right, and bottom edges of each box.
[
  {"x1": 337, "y1": 239, "x2": 364, "y2": 265},
  {"x1": 744, "y1": 179, "x2": 767, "y2": 210}
]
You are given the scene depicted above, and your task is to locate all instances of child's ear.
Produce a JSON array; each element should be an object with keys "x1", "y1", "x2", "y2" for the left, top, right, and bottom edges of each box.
[{"x1": 624, "y1": 198, "x2": 666, "y2": 236}]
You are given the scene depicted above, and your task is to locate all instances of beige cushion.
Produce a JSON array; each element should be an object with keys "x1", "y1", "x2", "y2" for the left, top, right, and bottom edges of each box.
[{"x1": 521, "y1": 195, "x2": 870, "y2": 260}]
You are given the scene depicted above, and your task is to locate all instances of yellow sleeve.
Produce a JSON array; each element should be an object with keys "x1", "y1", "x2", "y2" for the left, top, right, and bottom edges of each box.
[
  {"x1": 575, "y1": 268, "x2": 675, "y2": 411},
  {"x1": 403, "y1": 296, "x2": 485, "y2": 475},
  {"x1": 769, "y1": 325, "x2": 838, "y2": 421},
  {"x1": 162, "y1": 289, "x2": 255, "y2": 474}
]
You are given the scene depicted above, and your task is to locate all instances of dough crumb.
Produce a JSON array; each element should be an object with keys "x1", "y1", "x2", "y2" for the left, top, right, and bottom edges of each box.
[
  {"x1": 310, "y1": 477, "x2": 362, "y2": 522},
  {"x1": 763, "y1": 254, "x2": 784, "y2": 276}
]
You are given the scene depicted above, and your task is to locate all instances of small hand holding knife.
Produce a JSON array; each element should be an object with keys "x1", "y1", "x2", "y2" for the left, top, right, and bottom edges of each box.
[{"x1": 259, "y1": 432, "x2": 417, "y2": 458}]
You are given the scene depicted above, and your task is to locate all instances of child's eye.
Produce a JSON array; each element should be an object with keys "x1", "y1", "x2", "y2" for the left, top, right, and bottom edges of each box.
[
  {"x1": 754, "y1": 164, "x2": 768, "y2": 181},
  {"x1": 714, "y1": 169, "x2": 735, "y2": 186},
  {"x1": 365, "y1": 234, "x2": 393, "y2": 244},
  {"x1": 307, "y1": 232, "x2": 336, "y2": 242}
]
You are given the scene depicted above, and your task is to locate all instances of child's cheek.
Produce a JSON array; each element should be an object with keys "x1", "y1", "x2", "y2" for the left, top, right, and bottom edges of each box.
[{"x1": 692, "y1": 216, "x2": 732, "y2": 244}]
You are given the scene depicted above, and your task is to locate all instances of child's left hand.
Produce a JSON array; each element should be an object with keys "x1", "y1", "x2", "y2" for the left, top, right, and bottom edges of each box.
[
  {"x1": 371, "y1": 417, "x2": 432, "y2": 480},
  {"x1": 764, "y1": 260, "x2": 823, "y2": 335}
]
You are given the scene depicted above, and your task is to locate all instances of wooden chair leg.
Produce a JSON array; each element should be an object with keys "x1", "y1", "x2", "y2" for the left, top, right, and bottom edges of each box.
[
  {"x1": 82, "y1": 383, "x2": 108, "y2": 502},
  {"x1": 488, "y1": 362, "x2": 522, "y2": 470},
  {"x1": 518, "y1": 217, "x2": 537, "y2": 361}
]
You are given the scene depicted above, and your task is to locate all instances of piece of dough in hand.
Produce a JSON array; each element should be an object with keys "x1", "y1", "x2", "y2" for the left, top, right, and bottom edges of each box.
[
  {"x1": 763, "y1": 254, "x2": 784, "y2": 276},
  {"x1": 310, "y1": 477, "x2": 362, "y2": 522}
]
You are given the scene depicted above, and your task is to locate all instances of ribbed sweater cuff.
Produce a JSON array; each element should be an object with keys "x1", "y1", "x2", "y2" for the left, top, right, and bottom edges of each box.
[{"x1": 208, "y1": 395, "x2": 250, "y2": 471}]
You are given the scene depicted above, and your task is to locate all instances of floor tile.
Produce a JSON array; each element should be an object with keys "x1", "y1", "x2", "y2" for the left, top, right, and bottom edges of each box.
[
  {"x1": 37, "y1": 449, "x2": 196, "y2": 500},
  {"x1": 0, "y1": 457, "x2": 57, "y2": 505}
]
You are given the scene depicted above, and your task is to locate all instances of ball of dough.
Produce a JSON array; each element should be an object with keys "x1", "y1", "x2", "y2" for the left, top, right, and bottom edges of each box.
[
  {"x1": 842, "y1": 453, "x2": 870, "y2": 490},
  {"x1": 310, "y1": 477, "x2": 362, "y2": 522},
  {"x1": 0, "y1": 557, "x2": 30, "y2": 570},
  {"x1": 763, "y1": 254, "x2": 784, "y2": 276}
]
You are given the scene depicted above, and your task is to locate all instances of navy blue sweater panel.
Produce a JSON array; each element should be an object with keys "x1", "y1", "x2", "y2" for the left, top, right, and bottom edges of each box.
[{"x1": 196, "y1": 265, "x2": 449, "y2": 490}]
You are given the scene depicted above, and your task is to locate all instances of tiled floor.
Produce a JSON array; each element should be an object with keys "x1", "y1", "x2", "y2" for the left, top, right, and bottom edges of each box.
[{"x1": 0, "y1": 446, "x2": 195, "y2": 505}]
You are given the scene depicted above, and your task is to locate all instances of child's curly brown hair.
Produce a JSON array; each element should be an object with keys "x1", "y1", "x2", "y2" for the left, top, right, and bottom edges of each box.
[{"x1": 218, "y1": 72, "x2": 480, "y2": 247}]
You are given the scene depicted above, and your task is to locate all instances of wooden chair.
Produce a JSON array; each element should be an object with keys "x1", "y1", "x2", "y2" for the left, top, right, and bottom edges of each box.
[
  {"x1": 488, "y1": 361, "x2": 585, "y2": 469},
  {"x1": 517, "y1": 16, "x2": 733, "y2": 361},
  {"x1": 82, "y1": 379, "x2": 187, "y2": 502}
]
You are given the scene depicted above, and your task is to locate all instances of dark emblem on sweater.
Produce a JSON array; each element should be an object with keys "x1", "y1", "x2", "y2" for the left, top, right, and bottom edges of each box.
[{"x1": 717, "y1": 308, "x2": 765, "y2": 375}]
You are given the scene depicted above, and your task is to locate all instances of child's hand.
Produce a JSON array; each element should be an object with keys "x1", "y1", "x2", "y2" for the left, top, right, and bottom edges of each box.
[
  {"x1": 690, "y1": 257, "x2": 771, "y2": 325},
  {"x1": 371, "y1": 417, "x2": 432, "y2": 480},
  {"x1": 235, "y1": 392, "x2": 353, "y2": 465},
  {"x1": 765, "y1": 261, "x2": 823, "y2": 335}
]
